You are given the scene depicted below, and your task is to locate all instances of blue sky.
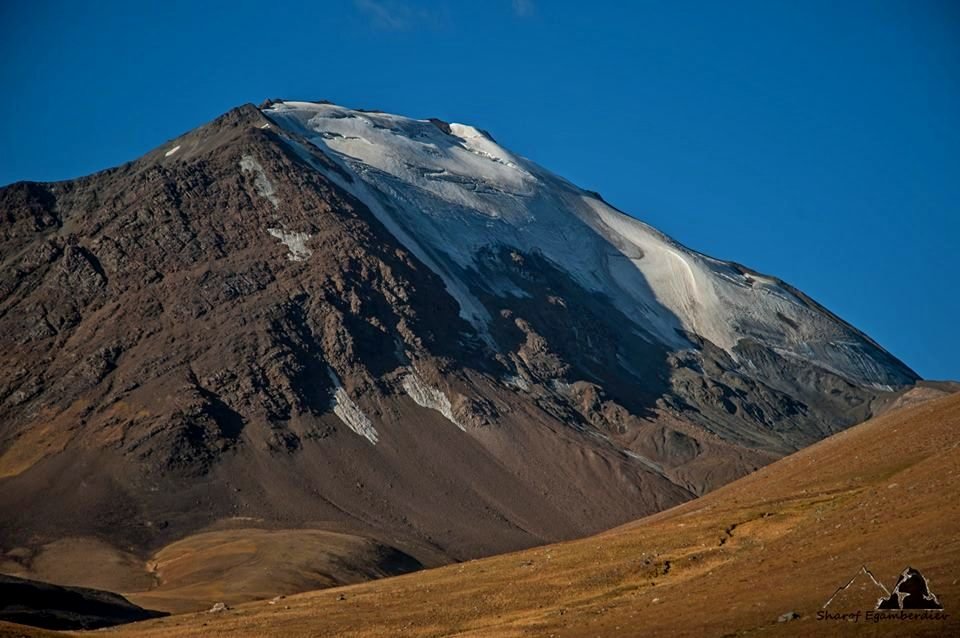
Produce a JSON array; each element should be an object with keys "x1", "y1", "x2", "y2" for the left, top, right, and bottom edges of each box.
[{"x1": 1, "y1": 1, "x2": 958, "y2": 379}]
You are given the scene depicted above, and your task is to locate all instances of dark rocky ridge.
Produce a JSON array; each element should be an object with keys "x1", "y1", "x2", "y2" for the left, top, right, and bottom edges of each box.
[
  {"x1": 0, "y1": 104, "x2": 926, "y2": 593},
  {"x1": 0, "y1": 573, "x2": 166, "y2": 630}
]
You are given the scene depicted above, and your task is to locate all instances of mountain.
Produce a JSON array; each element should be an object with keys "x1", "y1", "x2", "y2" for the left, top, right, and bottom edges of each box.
[
  {"x1": 96, "y1": 389, "x2": 960, "y2": 638},
  {"x1": 0, "y1": 101, "x2": 927, "y2": 600}
]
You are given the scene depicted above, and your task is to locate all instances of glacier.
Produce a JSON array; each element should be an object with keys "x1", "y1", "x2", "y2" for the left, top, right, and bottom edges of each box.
[{"x1": 263, "y1": 100, "x2": 911, "y2": 389}]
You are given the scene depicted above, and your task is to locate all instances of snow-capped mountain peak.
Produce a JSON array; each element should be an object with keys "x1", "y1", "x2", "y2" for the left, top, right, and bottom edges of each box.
[
  {"x1": 263, "y1": 100, "x2": 913, "y2": 389},
  {"x1": 0, "y1": 100, "x2": 929, "y2": 594}
]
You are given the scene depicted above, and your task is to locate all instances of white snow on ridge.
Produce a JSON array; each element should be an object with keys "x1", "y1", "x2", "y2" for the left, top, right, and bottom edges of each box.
[
  {"x1": 263, "y1": 101, "x2": 913, "y2": 388},
  {"x1": 239, "y1": 154, "x2": 280, "y2": 208},
  {"x1": 267, "y1": 228, "x2": 312, "y2": 261},
  {"x1": 327, "y1": 368, "x2": 379, "y2": 444},
  {"x1": 264, "y1": 111, "x2": 494, "y2": 340},
  {"x1": 402, "y1": 372, "x2": 464, "y2": 431},
  {"x1": 165, "y1": 145, "x2": 181, "y2": 157}
]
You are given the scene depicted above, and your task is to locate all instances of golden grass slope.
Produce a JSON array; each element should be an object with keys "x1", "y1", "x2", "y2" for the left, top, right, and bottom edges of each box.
[
  {"x1": 3, "y1": 528, "x2": 420, "y2": 617},
  {"x1": 0, "y1": 620, "x2": 64, "y2": 638},
  {"x1": 125, "y1": 528, "x2": 418, "y2": 614},
  {"x1": 49, "y1": 392, "x2": 960, "y2": 636}
]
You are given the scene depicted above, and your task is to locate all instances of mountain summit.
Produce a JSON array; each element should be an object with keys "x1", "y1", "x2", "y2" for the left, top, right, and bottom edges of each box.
[
  {"x1": 0, "y1": 101, "x2": 922, "y2": 597},
  {"x1": 263, "y1": 101, "x2": 914, "y2": 390}
]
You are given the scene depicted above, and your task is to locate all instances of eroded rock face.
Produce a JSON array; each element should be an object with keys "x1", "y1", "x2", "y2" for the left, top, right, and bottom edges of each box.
[{"x1": 0, "y1": 103, "x2": 919, "y2": 574}]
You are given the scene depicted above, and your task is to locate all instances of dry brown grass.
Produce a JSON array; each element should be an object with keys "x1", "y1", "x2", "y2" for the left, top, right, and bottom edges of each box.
[
  {"x1": 0, "y1": 620, "x2": 64, "y2": 638},
  {"x1": 24, "y1": 392, "x2": 960, "y2": 637},
  {"x1": 126, "y1": 528, "x2": 418, "y2": 614},
  {"x1": 4, "y1": 527, "x2": 422, "y2": 617},
  {"x1": 1, "y1": 538, "x2": 153, "y2": 595}
]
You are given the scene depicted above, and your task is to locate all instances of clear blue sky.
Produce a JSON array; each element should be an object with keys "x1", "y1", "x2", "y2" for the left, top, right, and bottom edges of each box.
[{"x1": 1, "y1": 1, "x2": 957, "y2": 380}]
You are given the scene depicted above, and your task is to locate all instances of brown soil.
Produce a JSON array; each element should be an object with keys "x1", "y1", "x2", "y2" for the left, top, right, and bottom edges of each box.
[{"x1": 82, "y1": 391, "x2": 960, "y2": 638}]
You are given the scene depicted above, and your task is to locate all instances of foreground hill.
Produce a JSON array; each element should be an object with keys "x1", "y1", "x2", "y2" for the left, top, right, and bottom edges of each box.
[
  {"x1": 0, "y1": 574, "x2": 164, "y2": 631},
  {"x1": 0, "y1": 100, "x2": 923, "y2": 596},
  {"x1": 94, "y1": 391, "x2": 959, "y2": 637}
]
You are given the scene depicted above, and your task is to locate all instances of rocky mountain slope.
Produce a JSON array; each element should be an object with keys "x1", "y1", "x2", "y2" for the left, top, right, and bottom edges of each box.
[
  {"x1": 97, "y1": 388, "x2": 960, "y2": 638},
  {"x1": 0, "y1": 101, "x2": 922, "y2": 594}
]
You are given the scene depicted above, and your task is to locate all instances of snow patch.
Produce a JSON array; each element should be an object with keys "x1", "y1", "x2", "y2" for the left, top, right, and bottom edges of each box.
[
  {"x1": 262, "y1": 109, "x2": 495, "y2": 344},
  {"x1": 262, "y1": 100, "x2": 915, "y2": 389},
  {"x1": 239, "y1": 154, "x2": 280, "y2": 208},
  {"x1": 402, "y1": 372, "x2": 464, "y2": 431},
  {"x1": 550, "y1": 379, "x2": 575, "y2": 396},
  {"x1": 503, "y1": 374, "x2": 530, "y2": 391},
  {"x1": 164, "y1": 145, "x2": 181, "y2": 157},
  {"x1": 267, "y1": 228, "x2": 312, "y2": 261},
  {"x1": 327, "y1": 368, "x2": 378, "y2": 444}
]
